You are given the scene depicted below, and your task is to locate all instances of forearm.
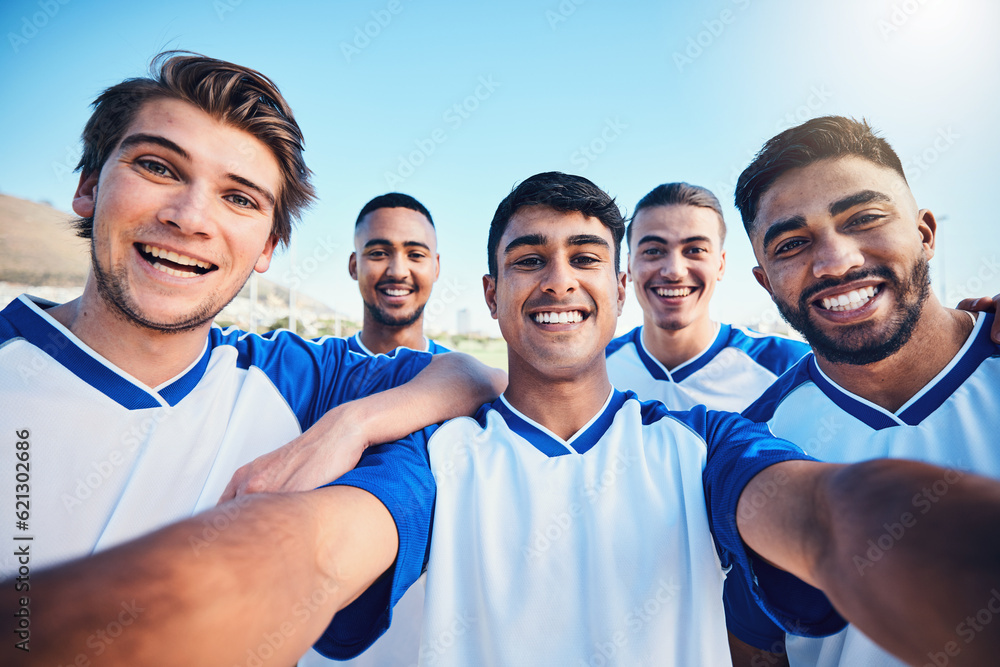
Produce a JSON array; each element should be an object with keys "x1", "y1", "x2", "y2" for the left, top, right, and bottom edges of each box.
[
  {"x1": 5, "y1": 488, "x2": 393, "y2": 666},
  {"x1": 791, "y1": 460, "x2": 1000, "y2": 665},
  {"x1": 350, "y1": 352, "x2": 506, "y2": 448}
]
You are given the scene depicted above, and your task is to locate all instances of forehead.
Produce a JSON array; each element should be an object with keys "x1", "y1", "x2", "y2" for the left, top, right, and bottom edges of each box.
[
  {"x1": 501, "y1": 205, "x2": 614, "y2": 249},
  {"x1": 632, "y1": 204, "x2": 722, "y2": 245},
  {"x1": 755, "y1": 156, "x2": 913, "y2": 236},
  {"x1": 119, "y1": 98, "x2": 282, "y2": 193},
  {"x1": 356, "y1": 207, "x2": 436, "y2": 246}
]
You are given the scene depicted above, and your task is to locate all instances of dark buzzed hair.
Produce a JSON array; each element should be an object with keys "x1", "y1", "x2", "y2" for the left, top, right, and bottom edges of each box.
[
  {"x1": 627, "y1": 182, "x2": 726, "y2": 250},
  {"x1": 735, "y1": 116, "x2": 906, "y2": 237},
  {"x1": 487, "y1": 171, "x2": 625, "y2": 278},
  {"x1": 355, "y1": 192, "x2": 434, "y2": 228}
]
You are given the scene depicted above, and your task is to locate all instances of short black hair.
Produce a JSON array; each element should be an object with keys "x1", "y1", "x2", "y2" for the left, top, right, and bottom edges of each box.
[
  {"x1": 627, "y1": 182, "x2": 726, "y2": 250},
  {"x1": 487, "y1": 172, "x2": 625, "y2": 278},
  {"x1": 355, "y1": 192, "x2": 434, "y2": 227},
  {"x1": 735, "y1": 116, "x2": 906, "y2": 237}
]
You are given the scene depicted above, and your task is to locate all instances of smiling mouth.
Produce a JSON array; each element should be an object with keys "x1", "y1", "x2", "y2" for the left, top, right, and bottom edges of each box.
[
  {"x1": 532, "y1": 310, "x2": 587, "y2": 324},
  {"x1": 816, "y1": 285, "x2": 880, "y2": 312},
  {"x1": 137, "y1": 244, "x2": 216, "y2": 278},
  {"x1": 653, "y1": 286, "x2": 697, "y2": 298},
  {"x1": 378, "y1": 286, "x2": 414, "y2": 297}
]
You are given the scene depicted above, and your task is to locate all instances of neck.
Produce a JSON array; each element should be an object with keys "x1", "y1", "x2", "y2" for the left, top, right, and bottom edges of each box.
[
  {"x1": 503, "y1": 354, "x2": 613, "y2": 441},
  {"x1": 815, "y1": 297, "x2": 975, "y2": 412},
  {"x1": 47, "y1": 279, "x2": 213, "y2": 388},
  {"x1": 359, "y1": 312, "x2": 427, "y2": 354},
  {"x1": 641, "y1": 315, "x2": 718, "y2": 371}
]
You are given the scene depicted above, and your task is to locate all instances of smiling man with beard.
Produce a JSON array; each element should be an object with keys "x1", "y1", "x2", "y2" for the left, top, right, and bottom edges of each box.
[
  {"x1": 347, "y1": 193, "x2": 450, "y2": 356},
  {"x1": 729, "y1": 115, "x2": 1000, "y2": 667}
]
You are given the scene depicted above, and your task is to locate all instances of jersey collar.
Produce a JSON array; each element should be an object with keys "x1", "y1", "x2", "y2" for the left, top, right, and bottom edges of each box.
[
  {"x1": 492, "y1": 388, "x2": 627, "y2": 456},
  {"x1": 635, "y1": 322, "x2": 728, "y2": 383},
  {"x1": 808, "y1": 313, "x2": 996, "y2": 430},
  {"x1": 5, "y1": 295, "x2": 212, "y2": 409}
]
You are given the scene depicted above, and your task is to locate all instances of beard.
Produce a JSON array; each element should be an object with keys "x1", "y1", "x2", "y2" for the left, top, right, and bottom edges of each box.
[
  {"x1": 363, "y1": 299, "x2": 425, "y2": 328},
  {"x1": 91, "y1": 240, "x2": 243, "y2": 334},
  {"x1": 773, "y1": 256, "x2": 931, "y2": 366}
]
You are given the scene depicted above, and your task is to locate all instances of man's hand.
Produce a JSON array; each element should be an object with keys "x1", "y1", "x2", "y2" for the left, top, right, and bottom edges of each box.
[
  {"x1": 219, "y1": 403, "x2": 368, "y2": 502},
  {"x1": 957, "y1": 292, "x2": 1000, "y2": 343}
]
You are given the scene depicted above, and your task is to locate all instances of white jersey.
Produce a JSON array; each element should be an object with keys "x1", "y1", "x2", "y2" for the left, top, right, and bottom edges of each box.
[
  {"x1": 321, "y1": 391, "x2": 839, "y2": 665},
  {"x1": 606, "y1": 324, "x2": 809, "y2": 412},
  {"x1": 0, "y1": 295, "x2": 430, "y2": 580},
  {"x1": 741, "y1": 312, "x2": 1000, "y2": 667},
  {"x1": 301, "y1": 332, "x2": 449, "y2": 667}
]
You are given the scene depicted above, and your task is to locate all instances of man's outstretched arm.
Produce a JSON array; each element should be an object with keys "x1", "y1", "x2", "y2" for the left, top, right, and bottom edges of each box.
[
  {"x1": 2, "y1": 487, "x2": 398, "y2": 666},
  {"x1": 221, "y1": 351, "x2": 505, "y2": 500},
  {"x1": 737, "y1": 459, "x2": 1000, "y2": 665}
]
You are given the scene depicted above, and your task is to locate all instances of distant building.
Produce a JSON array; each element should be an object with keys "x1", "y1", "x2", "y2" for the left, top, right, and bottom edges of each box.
[{"x1": 456, "y1": 308, "x2": 471, "y2": 336}]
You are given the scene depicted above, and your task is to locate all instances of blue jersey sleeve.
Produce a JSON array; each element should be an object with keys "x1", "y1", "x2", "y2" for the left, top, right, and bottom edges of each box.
[
  {"x1": 695, "y1": 408, "x2": 847, "y2": 641},
  {"x1": 218, "y1": 328, "x2": 433, "y2": 430},
  {"x1": 312, "y1": 425, "x2": 438, "y2": 660}
]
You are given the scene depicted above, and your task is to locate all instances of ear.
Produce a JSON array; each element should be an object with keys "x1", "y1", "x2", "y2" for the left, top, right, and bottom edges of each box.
[
  {"x1": 616, "y1": 270, "x2": 627, "y2": 316},
  {"x1": 72, "y1": 170, "x2": 100, "y2": 218},
  {"x1": 916, "y1": 209, "x2": 937, "y2": 261},
  {"x1": 752, "y1": 265, "x2": 773, "y2": 296},
  {"x1": 483, "y1": 274, "x2": 498, "y2": 319},
  {"x1": 253, "y1": 234, "x2": 279, "y2": 273},
  {"x1": 348, "y1": 252, "x2": 359, "y2": 280},
  {"x1": 717, "y1": 249, "x2": 727, "y2": 281},
  {"x1": 433, "y1": 253, "x2": 441, "y2": 282},
  {"x1": 625, "y1": 253, "x2": 633, "y2": 283}
]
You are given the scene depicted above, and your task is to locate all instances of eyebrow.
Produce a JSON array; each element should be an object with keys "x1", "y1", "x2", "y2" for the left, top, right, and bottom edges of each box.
[
  {"x1": 636, "y1": 234, "x2": 712, "y2": 246},
  {"x1": 119, "y1": 132, "x2": 276, "y2": 208},
  {"x1": 363, "y1": 238, "x2": 431, "y2": 251},
  {"x1": 119, "y1": 133, "x2": 189, "y2": 160},
  {"x1": 828, "y1": 190, "x2": 892, "y2": 217}
]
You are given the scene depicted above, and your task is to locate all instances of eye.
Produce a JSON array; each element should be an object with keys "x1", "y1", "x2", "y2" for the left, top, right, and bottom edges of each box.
[
  {"x1": 366, "y1": 249, "x2": 389, "y2": 259},
  {"x1": 408, "y1": 252, "x2": 427, "y2": 261},
  {"x1": 572, "y1": 254, "x2": 601, "y2": 266},
  {"x1": 686, "y1": 247, "x2": 708, "y2": 255},
  {"x1": 849, "y1": 213, "x2": 885, "y2": 227},
  {"x1": 513, "y1": 255, "x2": 543, "y2": 268},
  {"x1": 774, "y1": 238, "x2": 806, "y2": 255},
  {"x1": 641, "y1": 247, "x2": 663, "y2": 257},
  {"x1": 225, "y1": 193, "x2": 258, "y2": 210},
  {"x1": 137, "y1": 159, "x2": 174, "y2": 178}
]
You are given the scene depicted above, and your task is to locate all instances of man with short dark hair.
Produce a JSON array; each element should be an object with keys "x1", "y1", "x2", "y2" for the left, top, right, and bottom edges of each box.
[
  {"x1": 347, "y1": 192, "x2": 449, "y2": 356},
  {"x1": 12, "y1": 171, "x2": 1000, "y2": 667},
  {"x1": 730, "y1": 115, "x2": 1000, "y2": 666},
  {"x1": 607, "y1": 182, "x2": 808, "y2": 413}
]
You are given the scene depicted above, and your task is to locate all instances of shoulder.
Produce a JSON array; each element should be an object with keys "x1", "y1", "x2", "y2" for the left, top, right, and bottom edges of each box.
[
  {"x1": 741, "y1": 354, "x2": 816, "y2": 423},
  {"x1": 724, "y1": 325, "x2": 810, "y2": 376},
  {"x1": 209, "y1": 325, "x2": 356, "y2": 371},
  {"x1": 605, "y1": 325, "x2": 642, "y2": 357}
]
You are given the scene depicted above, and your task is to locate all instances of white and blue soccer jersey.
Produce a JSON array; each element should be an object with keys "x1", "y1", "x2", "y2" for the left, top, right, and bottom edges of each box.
[
  {"x1": 317, "y1": 390, "x2": 844, "y2": 666},
  {"x1": 732, "y1": 312, "x2": 1000, "y2": 666},
  {"x1": 606, "y1": 324, "x2": 809, "y2": 412},
  {"x1": 347, "y1": 331, "x2": 451, "y2": 356},
  {"x1": 301, "y1": 330, "x2": 450, "y2": 667},
  {"x1": 0, "y1": 294, "x2": 431, "y2": 580}
]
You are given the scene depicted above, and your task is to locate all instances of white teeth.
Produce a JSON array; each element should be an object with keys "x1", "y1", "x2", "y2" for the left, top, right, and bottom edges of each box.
[
  {"x1": 383, "y1": 289, "x2": 410, "y2": 296},
  {"x1": 152, "y1": 261, "x2": 198, "y2": 278},
  {"x1": 655, "y1": 287, "x2": 694, "y2": 298},
  {"x1": 821, "y1": 286, "x2": 879, "y2": 312},
  {"x1": 532, "y1": 311, "x2": 584, "y2": 324},
  {"x1": 142, "y1": 244, "x2": 212, "y2": 269}
]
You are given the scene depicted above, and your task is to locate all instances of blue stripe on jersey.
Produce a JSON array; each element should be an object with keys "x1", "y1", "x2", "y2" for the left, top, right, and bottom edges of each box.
[
  {"x1": 347, "y1": 332, "x2": 366, "y2": 356},
  {"x1": 3, "y1": 296, "x2": 162, "y2": 410},
  {"x1": 899, "y1": 313, "x2": 998, "y2": 425},
  {"x1": 491, "y1": 390, "x2": 630, "y2": 456},
  {"x1": 742, "y1": 355, "x2": 815, "y2": 423},
  {"x1": 746, "y1": 314, "x2": 999, "y2": 431},
  {"x1": 218, "y1": 326, "x2": 433, "y2": 431},
  {"x1": 158, "y1": 344, "x2": 213, "y2": 407},
  {"x1": 671, "y1": 324, "x2": 733, "y2": 382},
  {"x1": 724, "y1": 327, "x2": 810, "y2": 377},
  {"x1": 629, "y1": 327, "x2": 671, "y2": 381},
  {"x1": 604, "y1": 325, "x2": 638, "y2": 357}
]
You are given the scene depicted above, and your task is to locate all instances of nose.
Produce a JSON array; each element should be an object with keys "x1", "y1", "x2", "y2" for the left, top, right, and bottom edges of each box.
[
  {"x1": 657, "y1": 249, "x2": 685, "y2": 282},
  {"x1": 539, "y1": 255, "x2": 577, "y2": 296},
  {"x1": 385, "y1": 253, "x2": 408, "y2": 280},
  {"x1": 812, "y1": 232, "x2": 865, "y2": 279},
  {"x1": 157, "y1": 183, "x2": 214, "y2": 238}
]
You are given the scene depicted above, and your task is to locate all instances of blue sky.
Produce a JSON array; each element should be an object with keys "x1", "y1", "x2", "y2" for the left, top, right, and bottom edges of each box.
[{"x1": 1, "y1": 0, "x2": 998, "y2": 336}]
